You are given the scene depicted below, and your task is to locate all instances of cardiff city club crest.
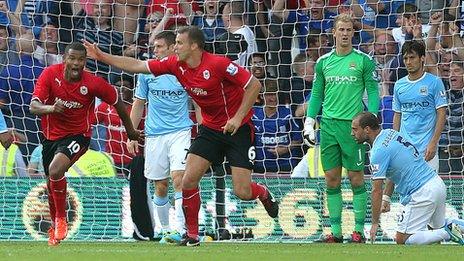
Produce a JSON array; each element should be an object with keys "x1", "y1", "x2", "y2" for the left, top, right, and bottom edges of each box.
[
  {"x1": 203, "y1": 70, "x2": 210, "y2": 80},
  {"x1": 80, "y1": 86, "x2": 88, "y2": 95}
]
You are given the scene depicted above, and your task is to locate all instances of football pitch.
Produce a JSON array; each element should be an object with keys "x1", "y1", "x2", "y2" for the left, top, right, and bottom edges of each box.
[{"x1": 0, "y1": 242, "x2": 463, "y2": 261}]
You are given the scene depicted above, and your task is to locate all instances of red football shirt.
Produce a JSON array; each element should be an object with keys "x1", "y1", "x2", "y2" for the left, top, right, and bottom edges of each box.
[
  {"x1": 32, "y1": 63, "x2": 118, "y2": 140},
  {"x1": 146, "y1": 52, "x2": 253, "y2": 131}
]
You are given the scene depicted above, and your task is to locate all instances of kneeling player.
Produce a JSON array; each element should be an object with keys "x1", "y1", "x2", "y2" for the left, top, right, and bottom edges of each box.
[{"x1": 352, "y1": 112, "x2": 464, "y2": 245}]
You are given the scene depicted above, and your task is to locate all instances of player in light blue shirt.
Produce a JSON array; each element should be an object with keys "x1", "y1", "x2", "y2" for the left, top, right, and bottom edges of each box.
[
  {"x1": 392, "y1": 40, "x2": 447, "y2": 171},
  {"x1": 351, "y1": 112, "x2": 464, "y2": 245},
  {"x1": 0, "y1": 110, "x2": 12, "y2": 149},
  {"x1": 127, "y1": 32, "x2": 193, "y2": 244}
]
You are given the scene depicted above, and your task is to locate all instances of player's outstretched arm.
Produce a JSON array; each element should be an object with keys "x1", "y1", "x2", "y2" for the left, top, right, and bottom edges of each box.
[
  {"x1": 83, "y1": 40, "x2": 150, "y2": 74},
  {"x1": 29, "y1": 99, "x2": 65, "y2": 116}
]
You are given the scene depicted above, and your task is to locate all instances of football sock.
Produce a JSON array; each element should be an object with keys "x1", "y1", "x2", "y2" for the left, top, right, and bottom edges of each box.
[
  {"x1": 183, "y1": 188, "x2": 200, "y2": 239},
  {"x1": 327, "y1": 186, "x2": 343, "y2": 237},
  {"x1": 174, "y1": 191, "x2": 185, "y2": 233},
  {"x1": 352, "y1": 184, "x2": 367, "y2": 233},
  {"x1": 153, "y1": 195, "x2": 170, "y2": 232},
  {"x1": 250, "y1": 182, "x2": 267, "y2": 200},
  {"x1": 49, "y1": 176, "x2": 67, "y2": 219},
  {"x1": 405, "y1": 229, "x2": 450, "y2": 245},
  {"x1": 46, "y1": 180, "x2": 56, "y2": 226}
]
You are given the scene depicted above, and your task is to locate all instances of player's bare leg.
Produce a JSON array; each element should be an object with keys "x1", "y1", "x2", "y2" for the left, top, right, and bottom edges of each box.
[
  {"x1": 347, "y1": 170, "x2": 367, "y2": 243},
  {"x1": 316, "y1": 167, "x2": 344, "y2": 243},
  {"x1": 179, "y1": 153, "x2": 211, "y2": 246},
  {"x1": 231, "y1": 166, "x2": 278, "y2": 218},
  {"x1": 48, "y1": 153, "x2": 73, "y2": 241}
]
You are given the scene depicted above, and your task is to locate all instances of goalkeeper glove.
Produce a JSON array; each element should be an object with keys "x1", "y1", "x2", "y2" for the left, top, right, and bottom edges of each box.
[{"x1": 303, "y1": 117, "x2": 316, "y2": 147}]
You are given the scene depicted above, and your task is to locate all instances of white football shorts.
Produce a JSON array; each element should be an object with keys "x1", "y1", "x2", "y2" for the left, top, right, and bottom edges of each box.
[
  {"x1": 144, "y1": 129, "x2": 191, "y2": 180},
  {"x1": 397, "y1": 175, "x2": 446, "y2": 234}
]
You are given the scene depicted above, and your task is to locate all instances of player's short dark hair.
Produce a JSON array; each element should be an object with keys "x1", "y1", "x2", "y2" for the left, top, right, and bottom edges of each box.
[
  {"x1": 65, "y1": 42, "x2": 87, "y2": 56},
  {"x1": 401, "y1": 40, "x2": 425, "y2": 57},
  {"x1": 154, "y1": 31, "x2": 176, "y2": 46},
  {"x1": 354, "y1": 112, "x2": 380, "y2": 130},
  {"x1": 177, "y1": 26, "x2": 205, "y2": 50}
]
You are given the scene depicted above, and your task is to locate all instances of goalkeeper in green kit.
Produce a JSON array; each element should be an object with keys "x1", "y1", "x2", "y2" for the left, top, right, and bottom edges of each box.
[{"x1": 304, "y1": 13, "x2": 379, "y2": 243}]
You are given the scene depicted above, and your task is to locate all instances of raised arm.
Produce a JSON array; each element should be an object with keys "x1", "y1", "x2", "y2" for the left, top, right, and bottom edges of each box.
[{"x1": 83, "y1": 40, "x2": 150, "y2": 74}]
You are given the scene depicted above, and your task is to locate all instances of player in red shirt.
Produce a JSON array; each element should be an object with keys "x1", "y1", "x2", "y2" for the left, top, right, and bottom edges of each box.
[
  {"x1": 30, "y1": 42, "x2": 141, "y2": 246},
  {"x1": 84, "y1": 26, "x2": 279, "y2": 246}
]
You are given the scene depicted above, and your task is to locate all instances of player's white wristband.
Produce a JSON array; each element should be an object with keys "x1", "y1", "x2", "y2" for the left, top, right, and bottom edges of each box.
[{"x1": 382, "y1": 195, "x2": 391, "y2": 203}]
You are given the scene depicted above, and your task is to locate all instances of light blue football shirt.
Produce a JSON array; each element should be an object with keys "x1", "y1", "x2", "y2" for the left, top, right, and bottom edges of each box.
[
  {"x1": 392, "y1": 72, "x2": 447, "y2": 155},
  {"x1": 135, "y1": 73, "x2": 193, "y2": 136},
  {"x1": 370, "y1": 129, "x2": 437, "y2": 205},
  {"x1": 0, "y1": 110, "x2": 7, "y2": 133}
]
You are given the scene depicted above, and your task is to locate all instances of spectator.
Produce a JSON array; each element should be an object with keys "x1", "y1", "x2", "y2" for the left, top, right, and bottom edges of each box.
[
  {"x1": 112, "y1": 0, "x2": 145, "y2": 45},
  {"x1": 0, "y1": 32, "x2": 43, "y2": 162},
  {"x1": 307, "y1": 0, "x2": 335, "y2": 33},
  {"x1": 269, "y1": 0, "x2": 307, "y2": 78},
  {"x1": 351, "y1": 0, "x2": 392, "y2": 43},
  {"x1": 416, "y1": 0, "x2": 446, "y2": 23},
  {"x1": 95, "y1": 74, "x2": 138, "y2": 176},
  {"x1": 74, "y1": 0, "x2": 125, "y2": 80},
  {"x1": 306, "y1": 29, "x2": 332, "y2": 61},
  {"x1": 282, "y1": 53, "x2": 314, "y2": 116},
  {"x1": 372, "y1": 31, "x2": 405, "y2": 95},
  {"x1": 221, "y1": 1, "x2": 257, "y2": 67},
  {"x1": 0, "y1": 24, "x2": 18, "y2": 73},
  {"x1": 252, "y1": 79, "x2": 303, "y2": 173},
  {"x1": 439, "y1": 60, "x2": 464, "y2": 175},
  {"x1": 391, "y1": 3, "x2": 431, "y2": 48},
  {"x1": 33, "y1": 23, "x2": 62, "y2": 66},
  {"x1": 187, "y1": 0, "x2": 227, "y2": 53},
  {"x1": 249, "y1": 52, "x2": 274, "y2": 106}
]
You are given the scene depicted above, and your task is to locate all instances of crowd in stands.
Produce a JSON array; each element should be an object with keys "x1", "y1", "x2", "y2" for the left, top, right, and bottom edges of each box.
[{"x1": 0, "y1": 0, "x2": 463, "y2": 177}]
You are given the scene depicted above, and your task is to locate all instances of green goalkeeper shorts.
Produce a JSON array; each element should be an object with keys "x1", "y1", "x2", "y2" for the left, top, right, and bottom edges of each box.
[{"x1": 319, "y1": 118, "x2": 365, "y2": 172}]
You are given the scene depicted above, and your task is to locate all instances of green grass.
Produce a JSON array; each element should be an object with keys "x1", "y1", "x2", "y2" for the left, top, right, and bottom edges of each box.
[{"x1": 0, "y1": 242, "x2": 463, "y2": 261}]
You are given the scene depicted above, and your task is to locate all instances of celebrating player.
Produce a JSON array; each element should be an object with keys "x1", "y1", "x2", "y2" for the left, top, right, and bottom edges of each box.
[
  {"x1": 304, "y1": 13, "x2": 380, "y2": 243},
  {"x1": 127, "y1": 31, "x2": 193, "y2": 244},
  {"x1": 392, "y1": 40, "x2": 447, "y2": 172},
  {"x1": 30, "y1": 42, "x2": 142, "y2": 246},
  {"x1": 84, "y1": 26, "x2": 279, "y2": 247},
  {"x1": 351, "y1": 112, "x2": 464, "y2": 245}
]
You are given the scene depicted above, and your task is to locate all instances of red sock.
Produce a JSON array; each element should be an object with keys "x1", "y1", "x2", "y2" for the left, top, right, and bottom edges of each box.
[
  {"x1": 46, "y1": 180, "x2": 56, "y2": 226},
  {"x1": 49, "y1": 177, "x2": 67, "y2": 219},
  {"x1": 182, "y1": 188, "x2": 200, "y2": 239},
  {"x1": 250, "y1": 182, "x2": 267, "y2": 200}
]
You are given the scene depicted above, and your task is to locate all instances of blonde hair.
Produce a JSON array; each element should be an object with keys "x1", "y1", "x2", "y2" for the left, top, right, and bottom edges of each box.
[{"x1": 333, "y1": 13, "x2": 353, "y2": 30}]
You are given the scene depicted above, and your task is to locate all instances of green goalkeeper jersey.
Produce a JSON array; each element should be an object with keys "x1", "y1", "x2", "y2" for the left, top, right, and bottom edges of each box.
[{"x1": 307, "y1": 48, "x2": 380, "y2": 120}]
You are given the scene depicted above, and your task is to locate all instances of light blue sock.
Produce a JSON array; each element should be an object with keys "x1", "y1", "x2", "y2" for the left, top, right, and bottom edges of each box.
[{"x1": 153, "y1": 195, "x2": 170, "y2": 231}]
